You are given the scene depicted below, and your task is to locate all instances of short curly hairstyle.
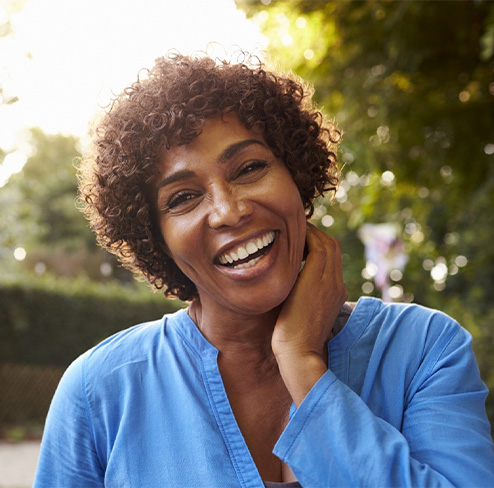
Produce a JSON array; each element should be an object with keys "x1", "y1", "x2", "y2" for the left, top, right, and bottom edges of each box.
[{"x1": 78, "y1": 51, "x2": 341, "y2": 301}]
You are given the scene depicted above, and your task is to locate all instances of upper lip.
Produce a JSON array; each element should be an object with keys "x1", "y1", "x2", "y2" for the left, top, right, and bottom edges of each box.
[{"x1": 214, "y1": 230, "x2": 276, "y2": 264}]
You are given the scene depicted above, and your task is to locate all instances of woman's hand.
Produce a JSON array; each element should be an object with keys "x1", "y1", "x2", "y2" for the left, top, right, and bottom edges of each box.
[{"x1": 272, "y1": 223, "x2": 348, "y2": 406}]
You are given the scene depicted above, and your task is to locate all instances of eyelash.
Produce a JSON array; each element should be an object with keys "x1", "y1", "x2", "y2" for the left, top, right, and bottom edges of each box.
[
  {"x1": 166, "y1": 191, "x2": 198, "y2": 210},
  {"x1": 237, "y1": 160, "x2": 268, "y2": 177},
  {"x1": 165, "y1": 160, "x2": 268, "y2": 211}
]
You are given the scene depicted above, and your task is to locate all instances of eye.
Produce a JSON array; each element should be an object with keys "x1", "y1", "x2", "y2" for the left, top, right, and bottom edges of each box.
[
  {"x1": 166, "y1": 191, "x2": 198, "y2": 210},
  {"x1": 236, "y1": 160, "x2": 268, "y2": 178}
]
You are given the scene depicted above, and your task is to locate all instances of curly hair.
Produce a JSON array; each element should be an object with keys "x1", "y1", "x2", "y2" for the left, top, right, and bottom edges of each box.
[{"x1": 78, "y1": 52, "x2": 341, "y2": 301}]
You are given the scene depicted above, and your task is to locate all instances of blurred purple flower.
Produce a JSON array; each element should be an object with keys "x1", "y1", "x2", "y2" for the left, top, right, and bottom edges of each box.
[{"x1": 358, "y1": 223, "x2": 408, "y2": 301}]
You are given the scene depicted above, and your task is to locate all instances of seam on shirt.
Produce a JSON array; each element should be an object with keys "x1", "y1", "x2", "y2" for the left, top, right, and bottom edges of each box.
[
  {"x1": 282, "y1": 373, "x2": 337, "y2": 458},
  {"x1": 405, "y1": 322, "x2": 460, "y2": 409},
  {"x1": 342, "y1": 298, "x2": 380, "y2": 384},
  {"x1": 174, "y1": 327, "x2": 204, "y2": 362},
  {"x1": 424, "y1": 323, "x2": 460, "y2": 379},
  {"x1": 172, "y1": 315, "x2": 214, "y2": 363},
  {"x1": 346, "y1": 298, "x2": 380, "y2": 351},
  {"x1": 81, "y1": 354, "x2": 105, "y2": 470}
]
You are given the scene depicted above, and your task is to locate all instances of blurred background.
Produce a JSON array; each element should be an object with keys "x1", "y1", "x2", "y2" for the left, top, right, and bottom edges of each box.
[{"x1": 0, "y1": 0, "x2": 493, "y2": 473}]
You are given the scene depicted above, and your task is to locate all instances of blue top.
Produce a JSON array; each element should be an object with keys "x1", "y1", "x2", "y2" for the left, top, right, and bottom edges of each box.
[{"x1": 34, "y1": 297, "x2": 494, "y2": 487}]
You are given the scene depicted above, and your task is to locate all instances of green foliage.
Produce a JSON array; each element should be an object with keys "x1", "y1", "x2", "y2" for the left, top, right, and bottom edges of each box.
[
  {"x1": 2, "y1": 129, "x2": 90, "y2": 250},
  {"x1": 0, "y1": 272, "x2": 183, "y2": 368},
  {"x1": 0, "y1": 128, "x2": 135, "y2": 281}
]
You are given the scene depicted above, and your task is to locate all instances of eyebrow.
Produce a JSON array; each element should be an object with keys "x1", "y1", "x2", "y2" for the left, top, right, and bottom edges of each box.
[
  {"x1": 156, "y1": 169, "x2": 195, "y2": 195},
  {"x1": 156, "y1": 138, "x2": 266, "y2": 195},
  {"x1": 218, "y1": 139, "x2": 266, "y2": 163}
]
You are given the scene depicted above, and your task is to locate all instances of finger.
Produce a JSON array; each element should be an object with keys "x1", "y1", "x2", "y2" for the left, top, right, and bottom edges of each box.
[
  {"x1": 302, "y1": 225, "x2": 329, "y2": 280},
  {"x1": 305, "y1": 224, "x2": 343, "y2": 275},
  {"x1": 306, "y1": 224, "x2": 348, "y2": 302}
]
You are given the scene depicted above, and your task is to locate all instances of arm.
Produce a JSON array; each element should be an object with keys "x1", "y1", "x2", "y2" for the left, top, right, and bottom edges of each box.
[
  {"x1": 274, "y1": 325, "x2": 494, "y2": 487},
  {"x1": 34, "y1": 354, "x2": 105, "y2": 488},
  {"x1": 271, "y1": 224, "x2": 494, "y2": 486}
]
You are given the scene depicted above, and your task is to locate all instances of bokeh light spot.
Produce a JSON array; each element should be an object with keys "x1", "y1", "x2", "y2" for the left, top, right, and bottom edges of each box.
[
  {"x1": 14, "y1": 247, "x2": 27, "y2": 261},
  {"x1": 321, "y1": 215, "x2": 334, "y2": 228}
]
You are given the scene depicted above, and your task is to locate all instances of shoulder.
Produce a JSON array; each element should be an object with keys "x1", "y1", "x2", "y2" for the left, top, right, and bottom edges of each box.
[
  {"x1": 343, "y1": 298, "x2": 473, "y2": 383},
  {"x1": 60, "y1": 309, "x2": 187, "y2": 389},
  {"x1": 86, "y1": 317, "x2": 165, "y2": 366},
  {"x1": 354, "y1": 297, "x2": 468, "y2": 347},
  {"x1": 337, "y1": 298, "x2": 483, "y2": 412}
]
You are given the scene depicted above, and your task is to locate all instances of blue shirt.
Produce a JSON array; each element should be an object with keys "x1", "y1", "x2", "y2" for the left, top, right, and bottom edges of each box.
[{"x1": 34, "y1": 297, "x2": 494, "y2": 487}]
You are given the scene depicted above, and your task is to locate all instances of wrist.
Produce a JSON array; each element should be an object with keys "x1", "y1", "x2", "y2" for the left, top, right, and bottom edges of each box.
[
  {"x1": 275, "y1": 351, "x2": 328, "y2": 407},
  {"x1": 272, "y1": 339, "x2": 328, "y2": 367}
]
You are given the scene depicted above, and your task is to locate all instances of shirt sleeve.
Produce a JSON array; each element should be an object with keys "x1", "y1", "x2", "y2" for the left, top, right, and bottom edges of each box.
[
  {"x1": 273, "y1": 326, "x2": 494, "y2": 487},
  {"x1": 34, "y1": 354, "x2": 105, "y2": 488}
]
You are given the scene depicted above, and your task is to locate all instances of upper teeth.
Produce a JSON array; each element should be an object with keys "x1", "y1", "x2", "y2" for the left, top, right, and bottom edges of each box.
[{"x1": 218, "y1": 231, "x2": 275, "y2": 265}]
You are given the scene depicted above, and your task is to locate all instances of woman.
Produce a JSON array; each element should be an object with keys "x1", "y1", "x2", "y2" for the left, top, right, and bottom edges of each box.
[{"x1": 35, "y1": 53, "x2": 494, "y2": 487}]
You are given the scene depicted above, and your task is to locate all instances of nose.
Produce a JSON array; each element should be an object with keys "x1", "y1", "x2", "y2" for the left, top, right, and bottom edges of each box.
[{"x1": 207, "y1": 184, "x2": 253, "y2": 229}]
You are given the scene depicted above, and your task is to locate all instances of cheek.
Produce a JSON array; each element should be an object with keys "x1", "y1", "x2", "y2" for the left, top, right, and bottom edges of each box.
[
  {"x1": 268, "y1": 180, "x2": 307, "y2": 254},
  {"x1": 159, "y1": 217, "x2": 212, "y2": 286},
  {"x1": 159, "y1": 221, "x2": 193, "y2": 264},
  {"x1": 156, "y1": 223, "x2": 172, "y2": 257}
]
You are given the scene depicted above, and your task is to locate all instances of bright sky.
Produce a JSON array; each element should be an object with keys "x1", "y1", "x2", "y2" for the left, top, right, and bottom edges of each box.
[{"x1": 0, "y1": 0, "x2": 267, "y2": 185}]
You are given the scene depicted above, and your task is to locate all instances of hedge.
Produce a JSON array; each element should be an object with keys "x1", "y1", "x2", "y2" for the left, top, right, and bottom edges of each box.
[{"x1": 0, "y1": 273, "x2": 184, "y2": 368}]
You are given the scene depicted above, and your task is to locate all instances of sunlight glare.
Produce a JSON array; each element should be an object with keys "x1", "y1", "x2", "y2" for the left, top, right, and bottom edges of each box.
[
  {"x1": 0, "y1": 0, "x2": 267, "y2": 158},
  {"x1": 0, "y1": 151, "x2": 27, "y2": 187}
]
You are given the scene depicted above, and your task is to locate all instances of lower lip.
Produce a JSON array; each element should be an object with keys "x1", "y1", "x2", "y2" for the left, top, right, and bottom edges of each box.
[{"x1": 215, "y1": 237, "x2": 278, "y2": 281}]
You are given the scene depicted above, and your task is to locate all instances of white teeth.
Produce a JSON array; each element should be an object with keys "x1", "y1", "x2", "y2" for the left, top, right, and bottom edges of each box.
[
  {"x1": 217, "y1": 231, "x2": 275, "y2": 267},
  {"x1": 246, "y1": 242, "x2": 258, "y2": 254},
  {"x1": 237, "y1": 247, "x2": 249, "y2": 259},
  {"x1": 234, "y1": 256, "x2": 262, "y2": 269}
]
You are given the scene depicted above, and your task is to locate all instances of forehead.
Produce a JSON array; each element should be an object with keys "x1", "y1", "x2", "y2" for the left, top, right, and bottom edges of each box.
[{"x1": 158, "y1": 115, "x2": 264, "y2": 172}]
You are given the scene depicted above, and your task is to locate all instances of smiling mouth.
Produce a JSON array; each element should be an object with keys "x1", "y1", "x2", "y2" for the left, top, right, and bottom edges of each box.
[{"x1": 216, "y1": 231, "x2": 276, "y2": 269}]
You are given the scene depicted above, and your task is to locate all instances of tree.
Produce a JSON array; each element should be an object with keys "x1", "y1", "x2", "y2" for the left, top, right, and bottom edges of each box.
[{"x1": 0, "y1": 129, "x2": 131, "y2": 281}]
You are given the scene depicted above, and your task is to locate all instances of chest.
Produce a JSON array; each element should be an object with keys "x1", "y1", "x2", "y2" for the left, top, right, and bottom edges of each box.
[
  {"x1": 224, "y1": 378, "x2": 296, "y2": 482},
  {"x1": 95, "y1": 355, "x2": 295, "y2": 487}
]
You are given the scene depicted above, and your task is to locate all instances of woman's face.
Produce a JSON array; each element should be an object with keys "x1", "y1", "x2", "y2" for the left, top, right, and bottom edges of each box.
[{"x1": 154, "y1": 114, "x2": 307, "y2": 316}]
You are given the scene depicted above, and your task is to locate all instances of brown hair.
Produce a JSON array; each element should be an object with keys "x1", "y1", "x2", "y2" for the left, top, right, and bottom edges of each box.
[{"x1": 78, "y1": 52, "x2": 341, "y2": 300}]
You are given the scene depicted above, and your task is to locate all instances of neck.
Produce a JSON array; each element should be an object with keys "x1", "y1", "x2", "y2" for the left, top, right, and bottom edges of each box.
[{"x1": 188, "y1": 296, "x2": 281, "y2": 365}]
